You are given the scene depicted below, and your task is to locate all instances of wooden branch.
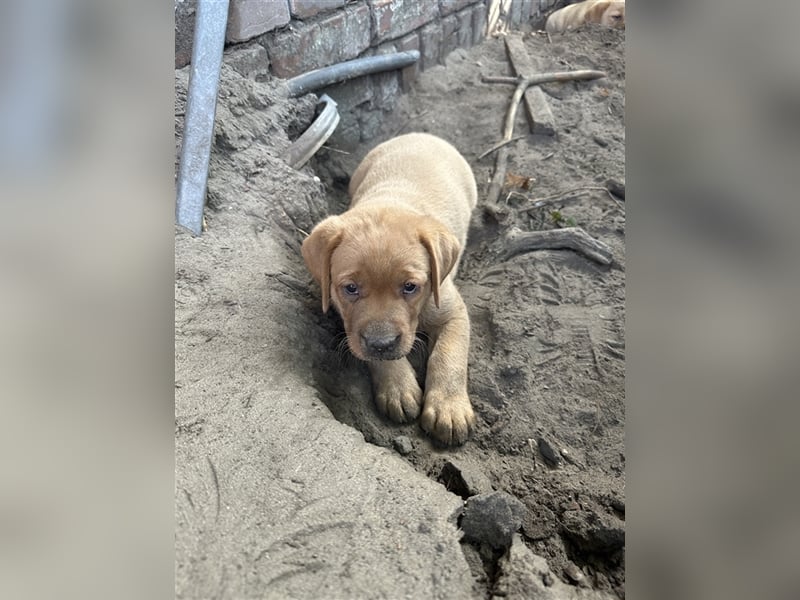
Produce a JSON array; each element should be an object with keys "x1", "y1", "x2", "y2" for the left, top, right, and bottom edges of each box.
[
  {"x1": 516, "y1": 186, "x2": 617, "y2": 212},
  {"x1": 486, "y1": 78, "x2": 529, "y2": 204},
  {"x1": 485, "y1": 69, "x2": 607, "y2": 205},
  {"x1": 478, "y1": 135, "x2": 527, "y2": 160},
  {"x1": 487, "y1": 148, "x2": 511, "y2": 205},
  {"x1": 501, "y1": 227, "x2": 613, "y2": 265},
  {"x1": 482, "y1": 75, "x2": 525, "y2": 84},
  {"x1": 481, "y1": 70, "x2": 607, "y2": 86}
]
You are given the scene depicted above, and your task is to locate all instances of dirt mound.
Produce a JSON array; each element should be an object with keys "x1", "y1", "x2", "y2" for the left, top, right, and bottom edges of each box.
[
  {"x1": 176, "y1": 24, "x2": 625, "y2": 599},
  {"x1": 310, "y1": 27, "x2": 626, "y2": 597}
]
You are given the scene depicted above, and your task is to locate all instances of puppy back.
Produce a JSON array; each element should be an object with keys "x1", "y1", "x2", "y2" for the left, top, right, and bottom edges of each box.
[{"x1": 348, "y1": 133, "x2": 477, "y2": 240}]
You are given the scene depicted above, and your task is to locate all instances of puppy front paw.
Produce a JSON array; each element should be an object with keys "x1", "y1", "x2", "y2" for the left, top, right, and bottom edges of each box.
[
  {"x1": 372, "y1": 362, "x2": 423, "y2": 423},
  {"x1": 420, "y1": 391, "x2": 476, "y2": 446}
]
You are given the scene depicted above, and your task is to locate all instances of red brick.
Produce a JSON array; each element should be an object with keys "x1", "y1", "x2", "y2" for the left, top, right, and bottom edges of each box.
[
  {"x1": 456, "y1": 7, "x2": 473, "y2": 49},
  {"x1": 289, "y1": 0, "x2": 347, "y2": 19},
  {"x1": 441, "y1": 14, "x2": 459, "y2": 60},
  {"x1": 419, "y1": 21, "x2": 443, "y2": 70},
  {"x1": 471, "y1": 2, "x2": 487, "y2": 45},
  {"x1": 439, "y1": 0, "x2": 477, "y2": 16},
  {"x1": 398, "y1": 33, "x2": 421, "y2": 91},
  {"x1": 227, "y1": 0, "x2": 291, "y2": 43},
  {"x1": 223, "y1": 44, "x2": 271, "y2": 81},
  {"x1": 510, "y1": 0, "x2": 523, "y2": 25},
  {"x1": 175, "y1": 0, "x2": 197, "y2": 68},
  {"x1": 267, "y1": 3, "x2": 371, "y2": 77},
  {"x1": 372, "y1": 71, "x2": 400, "y2": 111},
  {"x1": 520, "y1": 0, "x2": 533, "y2": 22},
  {"x1": 372, "y1": 43, "x2": 401, "y2": 109},
  {"x1": 371, "y1": 0, "x2": 440, "y2": 43}
]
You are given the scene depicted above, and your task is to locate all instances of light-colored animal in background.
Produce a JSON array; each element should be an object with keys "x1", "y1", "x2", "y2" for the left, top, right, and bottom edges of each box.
[
  {"x1": 302, "y1": 133, "x2": 477, "y2": 446},
  {"x1": 545, "y1": 0, "x2": 625, "y2": 33},
  {"x1": 486, "y1": 0, "x2": 514, "y2": 37}
]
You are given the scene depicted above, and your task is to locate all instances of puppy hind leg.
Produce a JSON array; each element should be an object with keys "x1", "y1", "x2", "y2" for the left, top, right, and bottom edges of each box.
[{"x1": 368, "y1": 358, "x2": 423, "y2": 423}]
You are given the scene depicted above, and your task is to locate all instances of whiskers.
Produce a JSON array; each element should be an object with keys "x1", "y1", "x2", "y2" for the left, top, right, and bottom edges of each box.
[
  {"x1": 411, "y1": 332, "x2": 430, "y2": 358},
  {"x1": 331, "y1": 332, "x2": 359, "y2": 369},
  {"x1": 328, "y1": 329, "x2": 430, "y2": 370},
  {"x1": 409, "y1": 332, "x2": 431, "y2": 375}
]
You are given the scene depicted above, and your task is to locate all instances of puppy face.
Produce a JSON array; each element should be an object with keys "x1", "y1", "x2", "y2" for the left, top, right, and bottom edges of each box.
[
  {"x1": 302, "y1": 210, "x2": 460, "y2": 362},
  {"x1": 594, "y1": 1, "x2": 625, "y2": 28}
]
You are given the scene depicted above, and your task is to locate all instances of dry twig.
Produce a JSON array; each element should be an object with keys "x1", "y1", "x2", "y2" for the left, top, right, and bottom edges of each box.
[
  {"x1": 516, "y1": 186, "x2": 621, "y2": 212},
  {"x1": 481, "y1": 70, "x2": 606, "y2": 86},
  {"x1": 485, "y1": 70, "x2": 606, "y2": 204},
  {"x1": 478, "y1": 135, "x2": 527, "y2": 160},
  {"x1": 502, "y1": 226, "x2": 613, "y2": 265}
]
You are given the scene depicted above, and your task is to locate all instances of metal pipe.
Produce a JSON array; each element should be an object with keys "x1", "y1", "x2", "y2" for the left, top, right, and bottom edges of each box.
[
  {"x1": 175, "y1": 0, "x2": 230, "y2": 235},
  {"x1": 285, "y1": 50, "x2": 421, "y2": 98},
  {"x1": 286, "y1": 95, "x2": 340, "y2": 170}
]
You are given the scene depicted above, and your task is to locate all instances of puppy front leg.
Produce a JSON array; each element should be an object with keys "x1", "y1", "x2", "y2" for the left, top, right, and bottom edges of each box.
[
  {"x1": 420, "y1": 292, "x2": 476, "y2": 445},
  {"x1": 368, "y1": 358, "x2": 423, "y2": 423}
]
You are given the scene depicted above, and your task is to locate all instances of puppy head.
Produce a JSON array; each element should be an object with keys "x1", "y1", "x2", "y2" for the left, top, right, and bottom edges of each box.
[
  {"x1": 595, "y1": 1, "x2": 625, "y2": 28},
  {"x1": 301, "y1": 210, "x2": 460, "y2": 361}
]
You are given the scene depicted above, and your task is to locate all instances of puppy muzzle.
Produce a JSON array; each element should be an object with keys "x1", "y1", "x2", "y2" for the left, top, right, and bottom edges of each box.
[{"x1": 359, "y1": 323, "x2": 406, "y2": 361}]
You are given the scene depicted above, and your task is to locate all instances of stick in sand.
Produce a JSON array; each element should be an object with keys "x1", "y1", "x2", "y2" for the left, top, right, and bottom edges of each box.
[{"x1": 485, "y1": 70, "x2": 606, "y2": 205}]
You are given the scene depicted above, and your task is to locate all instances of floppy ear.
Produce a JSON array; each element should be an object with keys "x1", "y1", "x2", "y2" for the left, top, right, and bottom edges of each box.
[
  {"x1": 418, "y1": 222, "x2": 461, "y2": 308},
  {"x1": 301, "y1": 216, "x2": 343, "y2": 313},
  {"x1": 588, "y1": 1, "x2": 612, "y2": 23}
]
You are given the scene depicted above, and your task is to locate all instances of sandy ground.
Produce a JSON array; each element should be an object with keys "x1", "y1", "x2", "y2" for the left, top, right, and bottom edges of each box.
[{"x1": 176, "y1": 24, "x2": 625, "y2": 599}]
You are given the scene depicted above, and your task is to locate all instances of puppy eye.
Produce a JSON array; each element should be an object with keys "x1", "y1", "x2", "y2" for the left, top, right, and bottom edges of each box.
[
  {"x1": 402, "y1": 282, "x2": 419, "y2": 295},
  {"x1": 343, "y1": 283, "x2": 359, "y2": 296}
]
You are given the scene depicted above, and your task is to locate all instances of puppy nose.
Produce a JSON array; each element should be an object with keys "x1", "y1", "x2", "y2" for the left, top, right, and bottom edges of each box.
[{"x1": 361, "y1": 333, "x2": 401, "y2": 356}]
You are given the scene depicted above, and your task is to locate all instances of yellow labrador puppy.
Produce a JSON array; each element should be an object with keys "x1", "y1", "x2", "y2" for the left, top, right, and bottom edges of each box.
[
  {"x1": 302, "y1": 133, "x2": 477, "y2": 445},
  {"x1": 545, "y1": 0, "x2": 625, "y2": 33}
]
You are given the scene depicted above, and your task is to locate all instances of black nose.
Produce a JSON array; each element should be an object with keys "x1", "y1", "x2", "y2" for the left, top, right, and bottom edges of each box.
[{"x1": 361, "y1": 333, "x2": 401, "y2": 356}]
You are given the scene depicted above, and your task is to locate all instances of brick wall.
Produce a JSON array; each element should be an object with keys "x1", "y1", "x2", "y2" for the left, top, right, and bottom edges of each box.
[
  {"x1": 176, "y1": 0, "x2": 557, "y2": 71},
  {"x1": 175, "y1": 0, "x2": 556, "y2": 147}
]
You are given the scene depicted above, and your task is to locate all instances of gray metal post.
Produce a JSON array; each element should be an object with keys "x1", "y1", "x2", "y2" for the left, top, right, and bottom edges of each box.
[{"x1": 175, "y1": 0, "x2": 230, "y2": 235}]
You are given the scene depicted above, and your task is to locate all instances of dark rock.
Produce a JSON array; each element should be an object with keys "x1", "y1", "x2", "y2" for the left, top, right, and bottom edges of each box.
[
  {"x1": 605, "y1": 177, "x2": 625, "y2": 200},
  {"x1": 537, "y1": 436, "x2": 562, "y2": 467},
  {"x1": 440, "y1": 459, "x2": 494, "y2": 499},
  {"x1": 461, "y1": 491, "x2": 526, "y2": 549},
  {"x1": 560, "y1": 508, "x2": 625, "y2": 554},
  {"x1": 521, "y1": 504, "x2": 556, "y2": 541},
  {"x1": 393, "y1": 435, "x2": 414, "y2": 455},
  {"x1": 610, "y1": 497, "x2": 625, "y2": 515}
]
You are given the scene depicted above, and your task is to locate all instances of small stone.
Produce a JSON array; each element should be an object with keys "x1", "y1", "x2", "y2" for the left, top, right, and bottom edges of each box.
[
  {"x1": 440, "y1": 459, "x2": 494, "y2": 498},
  {"x1": 494, "y1": 536, "x2": 617, "y2": 599},
  {"x1": 393, "y1": 436, "x2": 413, "y2": 455},
  {"x1": 610, "y1": 497, "x2": 625, "y2": 514},
  {"x1": 537, "y1": 437, "x2": 562, "y2": 467},
  {"x1": 520, "y1": 504, "x2": 556, "y2": 541},
  {"x1": 563, "y1": 562, "x2": 588, "y2": 587},
  {"x1": 605, "y1": 177, "x2": 626, "y2": 200},
  {"x1": 460, "y1": 491, "x2": 526, "y2": 549},
  {"x1": 561, "y1": 508, "x2": 625, "y2": 553}
]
